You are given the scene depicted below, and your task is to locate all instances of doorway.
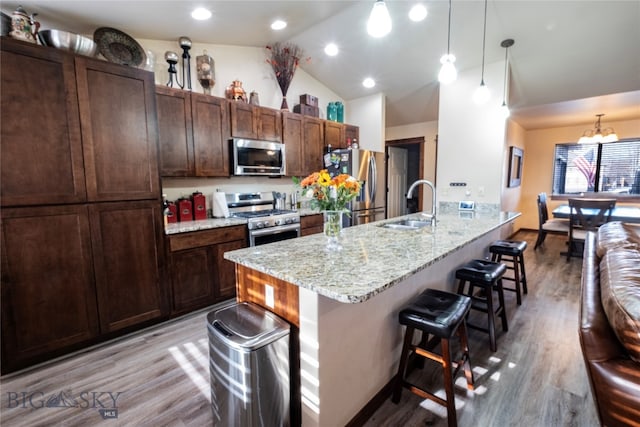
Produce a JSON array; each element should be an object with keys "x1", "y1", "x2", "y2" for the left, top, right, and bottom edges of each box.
[
  {"x1": 387, "y1": 146, "x2": 408, "y2": 217},
  {"x1": 385, "y1": 137, "x2": 425, "y2": 218}
]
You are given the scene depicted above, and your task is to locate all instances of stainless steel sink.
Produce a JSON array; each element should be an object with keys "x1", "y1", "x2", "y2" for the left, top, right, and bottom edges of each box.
[{"x1": 380, "y1": 218, "x2": 433, "y2": 230}]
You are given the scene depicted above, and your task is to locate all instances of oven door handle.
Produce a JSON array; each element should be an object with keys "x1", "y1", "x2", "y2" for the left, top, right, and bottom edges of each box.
[{"x1": 250, "y1": 223, "x2": 301, "y2": 237}]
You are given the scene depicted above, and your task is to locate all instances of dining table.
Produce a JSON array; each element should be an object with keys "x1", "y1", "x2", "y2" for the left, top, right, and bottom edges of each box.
[{"x1": 552, "y1": 204, "x2": 640, "y2": 223}]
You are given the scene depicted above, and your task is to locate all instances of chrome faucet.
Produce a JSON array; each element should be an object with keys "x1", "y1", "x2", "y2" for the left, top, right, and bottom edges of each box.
[{"x1": 407, "y1": 179, "x2": 436, "y2": 222}]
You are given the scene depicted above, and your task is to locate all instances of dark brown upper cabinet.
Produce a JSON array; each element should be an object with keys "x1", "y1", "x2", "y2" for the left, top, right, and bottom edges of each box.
[
  {"x1": 325, "y1": 121, "x2": 346, "y2": 150},
  {"x1": 156, "y1": 87, "x2": 195, "y2": 176},
  {"x1": 156, "y1": 87, "x2": 230, "y2": 177},
  {"x1": 230, "y1": 102, "x2": 282, "y2": 142},
  {"x1": 1, "y1": 40, "x2": 87, "y2": 206},
  {"x1": 75, "y1": 57, "x2": 160, "y2": 202},
  {"x1": 283, "y1": 112, "x2": 324, "y2": 177}
]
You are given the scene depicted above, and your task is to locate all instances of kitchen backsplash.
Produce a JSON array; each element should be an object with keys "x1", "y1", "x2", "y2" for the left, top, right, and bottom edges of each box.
[{"x1": 162, "y1": 176, "x2": 307, "y2": 214}]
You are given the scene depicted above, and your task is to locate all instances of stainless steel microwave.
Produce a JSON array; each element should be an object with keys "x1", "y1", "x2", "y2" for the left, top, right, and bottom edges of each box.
[{"x1": 231, "y1": 138, "x2": 286, "y2": 176}]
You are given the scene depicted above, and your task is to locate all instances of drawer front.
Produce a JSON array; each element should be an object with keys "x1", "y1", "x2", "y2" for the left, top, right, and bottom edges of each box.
[
  {"x1": 169, "y1": 226, "x2": 246, "y2": 251},
  {"x1": 301, "y1": 214, "x2": 323, "y2": 229}
]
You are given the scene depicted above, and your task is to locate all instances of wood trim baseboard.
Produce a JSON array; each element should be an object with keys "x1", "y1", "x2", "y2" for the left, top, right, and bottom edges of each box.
[{"x1": 345, "y1": 379, "x2": 395, "y2": 427}]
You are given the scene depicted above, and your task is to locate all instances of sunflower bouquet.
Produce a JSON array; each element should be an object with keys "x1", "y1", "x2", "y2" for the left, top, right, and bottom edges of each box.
[{"x1": 297, "y1": 169, "x2": 361, "y2": 212}]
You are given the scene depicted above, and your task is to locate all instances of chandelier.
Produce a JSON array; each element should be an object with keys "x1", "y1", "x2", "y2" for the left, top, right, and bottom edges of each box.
[{"x1": 578, "y1": 114, "x2": 619, "y2": 143}]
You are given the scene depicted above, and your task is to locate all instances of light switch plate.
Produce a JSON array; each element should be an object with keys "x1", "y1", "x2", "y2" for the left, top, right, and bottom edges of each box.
[{"x1": 265, "y1": 284, "x2": 275, "y2": 308}]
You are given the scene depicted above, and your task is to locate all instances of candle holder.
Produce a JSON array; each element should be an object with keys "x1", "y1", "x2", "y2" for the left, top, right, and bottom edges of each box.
[
  {"x1": 196, "y1": 50, "x2": 215, "y2": 95},
  {"x1": 165, "y1": 51, "x2": 180, "y2": 88},
  {"x1": 179, "y1": 36, "x2": 192, "y2": 91}
]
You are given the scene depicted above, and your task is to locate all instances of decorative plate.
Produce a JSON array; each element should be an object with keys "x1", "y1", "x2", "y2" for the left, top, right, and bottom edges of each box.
[{"x1": 93, "y1": 27, "x2": 146, "y2": 67}]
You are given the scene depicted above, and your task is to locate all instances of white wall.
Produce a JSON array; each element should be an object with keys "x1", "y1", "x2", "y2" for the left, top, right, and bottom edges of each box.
[
  {"x1": 437, "y1": 60, "x2": 507, "y2": 205},
  {"x1": 139, "y1": 39, "x2": 343, "y2": 114},
  {"x1": 345, "y1": 93, "x2": 386, "y2": 152},
  {"x1": 162, "y1": 177, "x2": 302, "y2": 211},
  {"x1": 386, "y1": 121, "x2": 439, "y2": 212}
]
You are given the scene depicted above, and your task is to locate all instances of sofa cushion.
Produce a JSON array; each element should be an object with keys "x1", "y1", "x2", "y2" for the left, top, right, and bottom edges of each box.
[
  {"x1": 600, "y1": 247, "x2": 640, "y2": 362},
  {"x1": 597, "y1": 221, "x2": 640, "y2": 258}
]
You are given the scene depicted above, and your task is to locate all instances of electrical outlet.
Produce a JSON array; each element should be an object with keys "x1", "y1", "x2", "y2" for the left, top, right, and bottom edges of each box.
[
  {"x1": 478, "y1": 186, "x2": 485, "y2": 196},
  {"x1": 265, "y1": 284, "x2": 275, "y2": 308}
]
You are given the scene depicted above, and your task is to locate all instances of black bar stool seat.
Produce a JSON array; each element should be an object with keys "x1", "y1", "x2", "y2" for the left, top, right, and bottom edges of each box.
[
  {"x1": 490, "y1": 240, "x2": 527, "y2": 256},
  {"x1": 489, "y1": 240, "x2": 528, "y2": 305},
  {"x1": 392, "y1": 289, "x2": 474, "y2": 427},
  {"x1": 455, "y1": 259, "x2": 507, "y2": 283},
  {"x1": 456, "y1": 259, "x2": 508, "y2": 352}
]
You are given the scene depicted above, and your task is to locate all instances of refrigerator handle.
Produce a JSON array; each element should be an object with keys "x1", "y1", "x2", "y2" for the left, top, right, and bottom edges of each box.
[{"x1": 369, "y1": 155, "x2": 377, "y2": 204}]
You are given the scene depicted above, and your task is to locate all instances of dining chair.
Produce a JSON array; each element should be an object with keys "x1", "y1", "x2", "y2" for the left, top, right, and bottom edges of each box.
[
  {"x1": 566, "y1": 198, "x2": 616, "y2": 261},
  {"x1": 534, "y1": 192, "x2": 570, "y2": 250}
]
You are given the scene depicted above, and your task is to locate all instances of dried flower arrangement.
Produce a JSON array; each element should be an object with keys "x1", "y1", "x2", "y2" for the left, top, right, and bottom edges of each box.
[{"x1": 266, "y1": 42, "x2": 308, "y2": 110}]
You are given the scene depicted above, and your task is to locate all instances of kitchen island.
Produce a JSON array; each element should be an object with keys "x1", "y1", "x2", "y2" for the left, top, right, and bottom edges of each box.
[{"x1": 224, "y1": 210, "x2": 519, "y2": 426}]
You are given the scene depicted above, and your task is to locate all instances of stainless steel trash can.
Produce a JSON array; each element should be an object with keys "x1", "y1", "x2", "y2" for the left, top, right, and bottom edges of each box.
[{"x1": 208, "y1": 302, "x2": 290, "y2": 426}]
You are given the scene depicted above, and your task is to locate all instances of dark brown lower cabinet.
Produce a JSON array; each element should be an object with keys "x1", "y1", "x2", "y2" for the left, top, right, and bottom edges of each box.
[
  {"x1": 1, "y1": 201, "x2": 167, "y2": 374},
  {"x1": 167, "y1": 226, "x2": 247, "y2": 315},
  {"x1": 215, "y1": 239, "x2": 246, "y2": 298},
  {"x1": 1, "y1": 205, "x2": 98, "y2": 372},
  {"x1": 89, "y1": 201, "x2": 167, "y2": 333},
  {"x1": 301, "y1": 214, "x2": 323, "y2": 236}
]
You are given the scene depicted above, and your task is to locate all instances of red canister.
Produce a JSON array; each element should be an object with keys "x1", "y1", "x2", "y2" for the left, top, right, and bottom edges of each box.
[
  {"x1": 178, "y1": 198, "x2": 193, "y2": 222},
  {"x1": 166, "y1": 201, "x2": 178, "y2": 223},
  {"x1": 192, "y1": 192, "x2": 207, "y2": 221}
]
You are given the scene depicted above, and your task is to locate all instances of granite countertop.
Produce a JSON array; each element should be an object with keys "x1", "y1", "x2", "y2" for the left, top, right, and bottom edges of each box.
[
  {"x1": 164, "y1": 209, "x2": 322, "y2": 235},
  {"x1": 297, "y1": 208, "x2": 322, "y2": 217},
  {"x1": 224, "y1": 211, "x2": 520, "y2": 303},
  {"x1": 164, "y1": 217, "x2": 247, "y2": 235}
]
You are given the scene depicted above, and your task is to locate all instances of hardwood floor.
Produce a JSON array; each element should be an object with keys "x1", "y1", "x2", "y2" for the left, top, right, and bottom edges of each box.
[
  {"x1": 364, "y1": 231, "x2": 598, "y2": 427},
  {"x1": 0, "y1": 231, "x2": 598, "y2": 426}
]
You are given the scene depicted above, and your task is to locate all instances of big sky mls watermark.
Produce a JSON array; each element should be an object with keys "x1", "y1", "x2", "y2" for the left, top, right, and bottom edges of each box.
[{"x1": 6, "y1": 390, "x2": 123, "y2": 420}]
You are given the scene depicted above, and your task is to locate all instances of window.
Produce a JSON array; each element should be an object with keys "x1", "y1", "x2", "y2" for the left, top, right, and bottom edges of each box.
[{"x1": 552, "y1": 140, "x2": 640, "y2": 196}]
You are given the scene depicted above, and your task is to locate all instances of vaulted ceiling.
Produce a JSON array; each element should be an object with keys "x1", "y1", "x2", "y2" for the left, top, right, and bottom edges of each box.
[{"x1": 3, "y1": 0, "x2": 639, "y2": 129}]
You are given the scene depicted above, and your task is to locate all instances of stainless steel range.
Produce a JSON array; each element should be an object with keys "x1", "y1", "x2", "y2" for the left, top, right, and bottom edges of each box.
[{"x1": 225, "y1": 192, "x2": 300, "y2": 246}]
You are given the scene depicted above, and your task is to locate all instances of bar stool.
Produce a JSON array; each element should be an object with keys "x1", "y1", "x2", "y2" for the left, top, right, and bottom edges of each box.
[
  {"x1": 489, "y1": 240, "x2": 528, "y2": 306},
  {"x1": 455, "y1": 259, "x2": 508, "y2": 352},
  {"x1": 391, "y1": 288, "x2": 474, "y2": 427}
]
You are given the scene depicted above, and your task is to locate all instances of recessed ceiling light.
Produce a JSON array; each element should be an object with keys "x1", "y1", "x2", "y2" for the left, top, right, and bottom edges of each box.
[
  {"x1": 324, "y1": 43, "x2": 339, "y2": 56},
  {"x1": 191, "y1": 7, "x2": 212, "y2": 20},
  {"x1": 271, "y1": 20, "x2": 287, "y2": 30},
  {"x1": 409, "y1": 4, "x2": 428, "y2": 22},
  {"x1": 363, "y1": 78, "x2": 376, "y2": 88}
]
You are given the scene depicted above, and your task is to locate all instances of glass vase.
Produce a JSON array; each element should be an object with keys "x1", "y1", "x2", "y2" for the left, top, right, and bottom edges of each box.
[{"x1": 323, "y1": 210, "x2": 343, "y2": 251}]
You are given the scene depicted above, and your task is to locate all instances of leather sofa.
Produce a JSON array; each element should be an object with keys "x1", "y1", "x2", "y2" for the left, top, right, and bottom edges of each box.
[{"x1": 580, "y1": 222, "x2": 640, "y2": 427}]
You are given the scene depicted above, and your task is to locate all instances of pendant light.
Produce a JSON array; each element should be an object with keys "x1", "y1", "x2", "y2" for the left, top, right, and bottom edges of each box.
[
  {"x1": 438, "y1": 0, "x2": 457, "y2": 84},
  {"x1": 500, "y1": 38, "x2": 514, "y2": 118},
  {"x1": 473, "y1": 0, "x2": 490, "y2": 104},
  {"x1": 367, "y1": 0, "x2": 392, "y2": 38},
  {"x1": 578, "y1": 114, "x2": 619, "y2": 143}
]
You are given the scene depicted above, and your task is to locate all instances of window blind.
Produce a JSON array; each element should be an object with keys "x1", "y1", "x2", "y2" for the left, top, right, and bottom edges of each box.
[{"x1": 552, "y1": 139, "x2": 640, "y2": 195}]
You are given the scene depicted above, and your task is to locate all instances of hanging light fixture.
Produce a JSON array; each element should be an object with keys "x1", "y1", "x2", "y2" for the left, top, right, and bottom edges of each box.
[
  {"x1": 500, "y1": 38, "x2": 514, "y2": 118},
  {"x1": 438, "y1": 0, "x2": 457, "y2": 84},
  {"x1": 473, "y1": 0, "x2": 490, "y2": 104},
  {"x1": 367, "y1": 0, "x2": 392, "y2": 38},
  {"x1": 578, "y1": 114, "x2": 619, "y2": 143}
]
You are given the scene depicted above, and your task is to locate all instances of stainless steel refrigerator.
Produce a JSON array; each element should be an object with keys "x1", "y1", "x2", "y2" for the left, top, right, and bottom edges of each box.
[{"x1": 324, "y1": 149, "x2": 386, "y2": 226}]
